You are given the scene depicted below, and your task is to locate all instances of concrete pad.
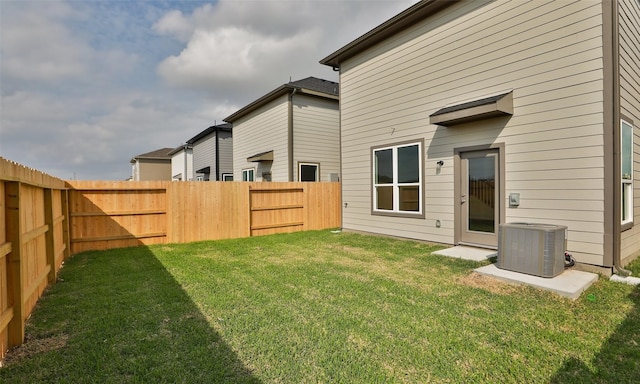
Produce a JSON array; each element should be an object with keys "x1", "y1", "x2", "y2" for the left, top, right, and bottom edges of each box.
[
  {"x1": 474, "y1": 264, "x2": 598, "y2": 300},
  {"x1": 432, "y1": 246, "x2": 497, "y2": 262}
]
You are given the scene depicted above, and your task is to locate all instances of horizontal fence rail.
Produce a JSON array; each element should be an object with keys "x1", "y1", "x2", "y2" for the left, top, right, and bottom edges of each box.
[{"x1": 2, "y1": 157, "x2": 341, "y2": 360}]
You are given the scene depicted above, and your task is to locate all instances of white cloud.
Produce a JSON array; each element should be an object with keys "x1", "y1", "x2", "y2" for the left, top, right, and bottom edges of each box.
[
  {"x1": 152, "y1": 9, "x2": 194, "y2": 42},
  {"x1": 154, "y1": 0, "x2": 416, "y2": 98},
  {"x1": 157, "y1": 26, "x2": 322, "y2": 90},
  {"x1": 1, "y1": 1, "x2": 90, "y2": 82}
]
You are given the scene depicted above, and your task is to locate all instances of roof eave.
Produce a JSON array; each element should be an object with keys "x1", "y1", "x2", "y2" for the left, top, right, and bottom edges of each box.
[
  {"x1": 187, "y1": 124, "x2": 232, "y2": 144},
  {"x1": 320, "y1": 0, "x2": 455, "y2": 68},
  {"x1": 224, "y1": 84, "x2": 292, "y2": 123},
  {"x1": 224, "y1": 84, "x2": 338, "y2": 123}
]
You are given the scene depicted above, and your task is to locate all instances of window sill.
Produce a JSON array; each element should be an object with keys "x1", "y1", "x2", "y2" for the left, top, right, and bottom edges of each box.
[{"x1": 372, "y1": 210, "x2": 425, "y2": 219}]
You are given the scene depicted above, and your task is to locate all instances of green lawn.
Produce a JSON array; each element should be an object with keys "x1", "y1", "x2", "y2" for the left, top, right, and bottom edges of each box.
[{"x1": 1, "y1": 230, "x2": 639, "y2": 383}]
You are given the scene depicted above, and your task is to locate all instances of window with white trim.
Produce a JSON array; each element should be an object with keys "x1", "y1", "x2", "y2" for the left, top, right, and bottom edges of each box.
[
  {"x1": 222, "y1": 173, "x2": 233, "y2": 181},
  {"x1": 621, "y1": 119, "x2": 633, "y2": 225},
  {"x1": 242, "y1": 168, "x2": 255, "y2": 181},
  {"x1": 373, "y1": 142, "x2": 422, "y2": 214},
  {"x1": 299, "y1": 163, "x2": 319, "y2": 182}
]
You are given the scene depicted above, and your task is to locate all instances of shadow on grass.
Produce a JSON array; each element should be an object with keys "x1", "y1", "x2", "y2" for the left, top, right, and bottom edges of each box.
[
  {"x1": 0, "y1": 246, "x2": 261, "y2": 384},
  {"x1": 550, "y1": 284, "x2": 640, "y2": 383}
]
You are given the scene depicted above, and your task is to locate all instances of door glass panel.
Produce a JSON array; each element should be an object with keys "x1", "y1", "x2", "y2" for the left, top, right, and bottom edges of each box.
[{"x1": 468, "y1": 156, "x2": 495, "y2": 233}]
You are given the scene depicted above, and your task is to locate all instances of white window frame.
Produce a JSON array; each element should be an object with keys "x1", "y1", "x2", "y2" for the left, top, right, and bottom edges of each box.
[
  {"x1": 222, "y1": 173, "x2": 233, "y2": 181},
  {"x1": 299, "y1": 162, "x2": 319, "y2": 182},
  {"x1": 242, "y1": 168, "x2": 255, "y2": 182},
  {"x1": 196, "y1": 175, "x2": 204, "y2": 181},
  {"x1": 621, "y1": 119, "x2": 633, "y2": 225},
  {"x1": 372, "y1": 141, "x2": 423, "y2": 216}
]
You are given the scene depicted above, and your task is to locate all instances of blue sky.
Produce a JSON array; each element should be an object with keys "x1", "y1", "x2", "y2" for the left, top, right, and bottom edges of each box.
[{"x1": 1, "y1": 0, "x2": 415, "y2": 180}]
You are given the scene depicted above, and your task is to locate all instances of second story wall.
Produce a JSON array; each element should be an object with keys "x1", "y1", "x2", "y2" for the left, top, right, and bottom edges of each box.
[
  {"x1": 171, "y1": 148, "x2": 193, "y2": 181},
  {"x1": 233, "y1": 94, "x2": 289, "y2": 181},
  {"x1": 193, "y1": 135, "x2": 215, "y2": 180},
  {"x1": 292, "y1": 94, "x2": 340, "y2": 181},
  {"x1": 218, "y1": 131, "x2": 233, "y2": 179}
]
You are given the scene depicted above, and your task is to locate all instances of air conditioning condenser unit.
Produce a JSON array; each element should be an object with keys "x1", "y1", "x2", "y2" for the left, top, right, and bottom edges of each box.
[{"x1": 497, "y1": 223, "x2": 567, "y2": 278}]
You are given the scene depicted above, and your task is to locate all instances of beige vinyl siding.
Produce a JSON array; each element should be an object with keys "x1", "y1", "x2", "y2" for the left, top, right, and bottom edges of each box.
[
  {"x1": 619, "y1": 0, "x2": 640, "y2": 262},
  {"x1": 137, "y1": 160, "x2": 171, "y2": 181},
  {"x1": 170, "y1": 149, "x2": 192, "y2": 181},
  {"x1": 292, "y1": 94, "x2": 340, "y2": 181},
  {"x1": 193, "y1": 135, "x2": 216, "y2": 180},
  {"x1": 218, "y1": 131, "x2": 233, "y2": 178},
  {"x1": 339, "y1": 0, "x2": 606, "y2": 264},
  {"x1": 232, "y1": 94, "x2": 289, "y2": 181}
]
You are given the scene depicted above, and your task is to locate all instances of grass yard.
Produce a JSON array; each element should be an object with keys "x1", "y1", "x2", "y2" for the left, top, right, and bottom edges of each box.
[{"x1": 1, "y1": 230, "x2": 639, "y2": 383}]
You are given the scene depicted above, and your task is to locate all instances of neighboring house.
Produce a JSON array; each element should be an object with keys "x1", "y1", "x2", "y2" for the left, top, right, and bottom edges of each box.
[
  {"x1": 186, "y1": 123, "x2": 233, "y2": 181},
  {"x1": 224, "y1": 77, "x2": 340, "y2": 182},
  {"x1": 130, "y1": 148, "x2": 173, "y2": 181},
  {"x1": 169, "y1": 144, "x2": 193, "y2": 181},
  {"x1": 320, "y1": 0, "x2": 640, "y2": 273}
]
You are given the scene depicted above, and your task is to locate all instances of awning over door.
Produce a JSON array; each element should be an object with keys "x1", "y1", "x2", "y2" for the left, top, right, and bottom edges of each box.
[
  {"x1": 430, "y1": 92, "x2": 513, "y2": 127},
  {"x1": 247, "y1": 150, "x2": 274, "y2": 162}
]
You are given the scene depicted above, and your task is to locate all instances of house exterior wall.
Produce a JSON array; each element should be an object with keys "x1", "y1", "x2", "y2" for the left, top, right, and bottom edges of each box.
[
  {"x1": 619, "y1": 0, "x2": 640, "y2": 263},
  {"x1": 232, "y1": 94, "x2": 289, "y2": 181},
  {"x1": 292, "y1": 94, "x2": 340, "y2": 181},
  {"x1": 193, "y1": 134, "x2": 215, "y2": 180},
  {"x1": 218, "y1": 131, "x2": 234, "y2": 179},
  {"x1": 171, "y1": 148, "x2": 193, "y2": 181},
  {"x1": 136, "y1": 160, "x2": 171, "y2": 181},
  {"x1": 339, "y1": 0, "x2": 608, "y2": 265}
]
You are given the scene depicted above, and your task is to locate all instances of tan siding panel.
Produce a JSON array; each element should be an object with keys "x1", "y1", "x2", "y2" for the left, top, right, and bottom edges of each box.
[
  {"x1": 232, "y1": 95, "x2": 289, "y2": 181},
  {"x1": 292, "y1": 95, "x2": 340, "y2": 181}
]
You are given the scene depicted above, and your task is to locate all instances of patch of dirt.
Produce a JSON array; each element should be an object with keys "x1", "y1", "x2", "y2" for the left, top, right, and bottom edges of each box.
[
  {"x1": 1, "y1": 334, "x2": 69, "y2": 367},
  {"x1": 457, "y1": 271, "x2": 518, "y2": 295}
]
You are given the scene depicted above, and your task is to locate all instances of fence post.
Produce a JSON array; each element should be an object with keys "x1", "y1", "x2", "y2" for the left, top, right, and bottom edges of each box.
[
  {"x1": 61, "y1": 189, "x2": 71, "y2": 260},
  {"x1": 44, "y1": 188, "x2": 56, "y2": 284},
  {"x1": 5, "y1": 181, "x2": 25, "y2": 347}
]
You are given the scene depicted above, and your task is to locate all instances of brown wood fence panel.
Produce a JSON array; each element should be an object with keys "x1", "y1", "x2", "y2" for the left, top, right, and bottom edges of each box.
[
  {"x1": 67, "y1": 181, "x2": 168, "y2": 254},
  {"x1": 0, "y1": 157, "x2": 69, "y2": 360},
  {"x1": 69, "y1": 181, "x2": 341, "y2": 249},
  {"x1": 249, "y1": 185, "x2": 305, "y2": 236},
  {"x1": 303, "y1": 182, "x2": 342, "y2": 231},
  {"x1": 167, "y1": 182, "x2": 250, "y2": 243}
]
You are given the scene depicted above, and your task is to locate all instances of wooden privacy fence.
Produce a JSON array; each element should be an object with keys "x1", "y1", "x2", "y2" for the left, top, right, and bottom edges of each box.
[
  {"x1": 66, "y1": 181, "x2": 341, "y2": 254},
  {"x1": 0, "y1": 158, "x2": 70, "y2": 360}
]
